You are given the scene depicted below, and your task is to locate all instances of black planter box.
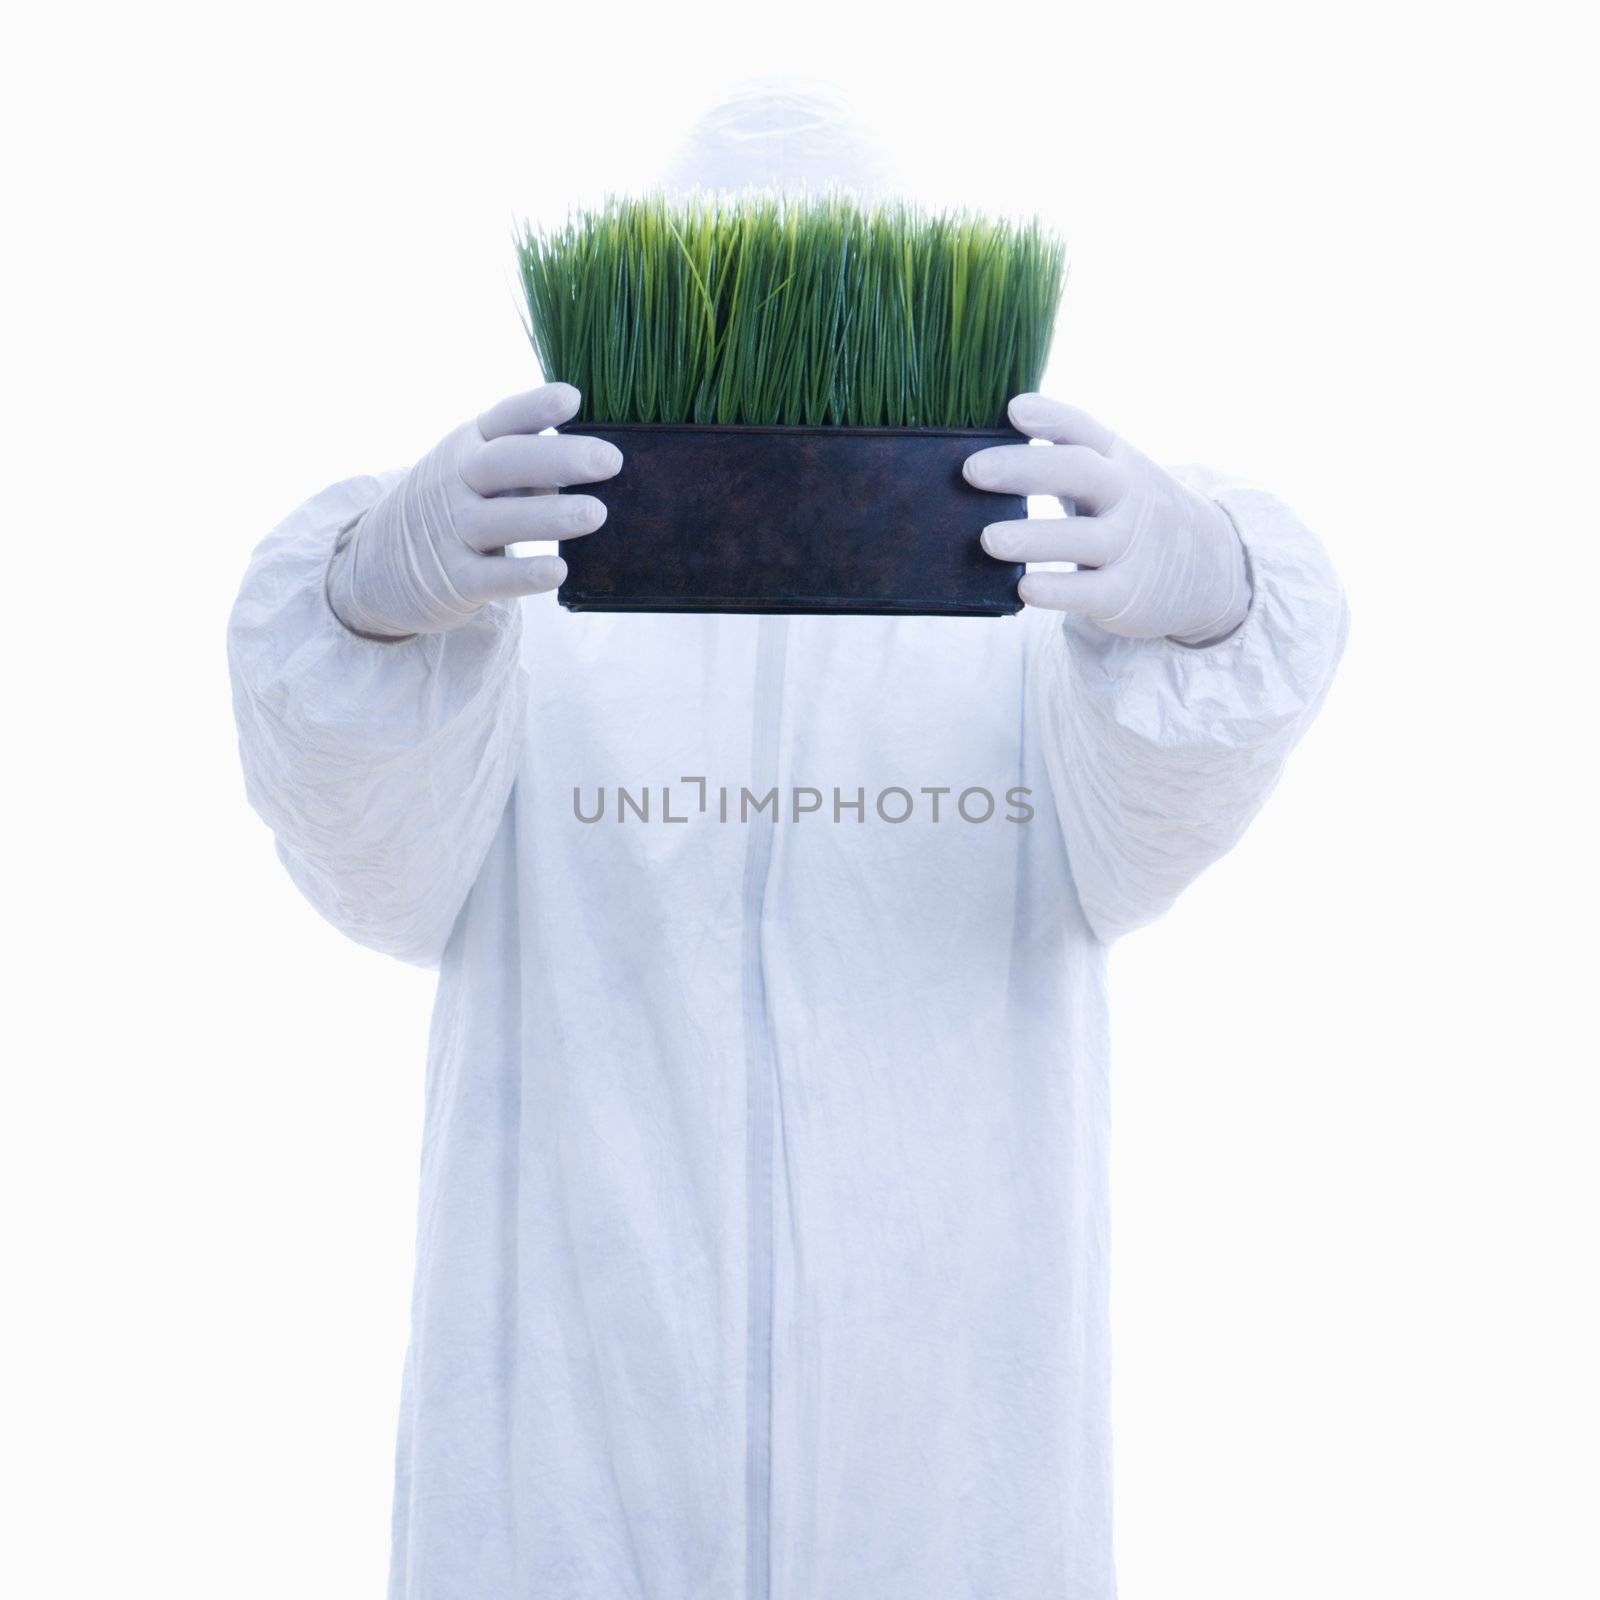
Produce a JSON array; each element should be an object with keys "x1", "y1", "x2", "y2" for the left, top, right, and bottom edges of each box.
[{"x1": 555, "y1": 423, "x2": 1024, "y2": 616}]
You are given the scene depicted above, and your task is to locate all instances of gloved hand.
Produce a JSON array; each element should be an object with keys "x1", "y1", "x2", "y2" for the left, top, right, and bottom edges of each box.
[
  {"x1": 966, "y1": 394, "x2": 1251, "y2": 646},
  {"x1": 327, "y1": 383, "x2": 621, "y2": 639}
]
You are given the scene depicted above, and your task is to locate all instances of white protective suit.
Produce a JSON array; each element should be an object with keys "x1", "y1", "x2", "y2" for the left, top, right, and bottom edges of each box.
[{"x1": 228, "y1": 83, "x2": 1348, "y2": 1600}]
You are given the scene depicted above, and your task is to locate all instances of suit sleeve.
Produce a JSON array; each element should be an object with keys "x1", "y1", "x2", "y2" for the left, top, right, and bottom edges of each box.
[
  {"x1": 1032, "y1": 467, "x2": 1349, "y2": 943},
  {"x1": 227, "y1": 473, "x2": 527, "y2": 966}
]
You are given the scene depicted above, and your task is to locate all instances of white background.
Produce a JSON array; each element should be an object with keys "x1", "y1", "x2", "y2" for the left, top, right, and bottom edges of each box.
[{"x1": 5, "y1": 3, "x2": 1595, "y2": 1596}]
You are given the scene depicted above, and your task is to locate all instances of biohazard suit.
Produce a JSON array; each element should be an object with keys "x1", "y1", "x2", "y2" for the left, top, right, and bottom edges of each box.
[{"x1": 229, "y1": 82, "x2": 1347, "y2": 1600}]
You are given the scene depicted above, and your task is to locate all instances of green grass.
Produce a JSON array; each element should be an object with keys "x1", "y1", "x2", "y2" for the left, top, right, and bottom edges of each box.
[{"x1": 516, "y1": 195, "x2": 1066, "y2": 430}]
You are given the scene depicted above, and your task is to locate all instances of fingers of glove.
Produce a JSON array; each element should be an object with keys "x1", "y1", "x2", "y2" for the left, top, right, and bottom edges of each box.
[
  {"x1": 980, "y1": 513, "x2": 1126, "y2": 568},
  {"x1": 458, "y1": 493, "x2": 608, "y2": 553},
  {"x1": 1006, "y1": 393, "x2": 1118, "y2": 455},
  {"x1": 1016, "y1": 565, "x2": 1127, "y2": 618},
  {"x1": 452, "y1": 553, "x2": 568, "y2": 604},
  {"x1": 461, "y1": 432, "x2": 624, "y2": 495},
  {"x1": 476, "y1": 383, "x2": 582, "y2": 441},
  {"x1": 963, "y1": 442, "x2": 1123, "y2": 510}
]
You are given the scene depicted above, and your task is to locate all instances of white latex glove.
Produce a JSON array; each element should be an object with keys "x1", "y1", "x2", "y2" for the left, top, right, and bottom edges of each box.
[
  {"x1": 967, "y1": 393, "x2": 1251, "y2": 646},
  {"x1": 327, "y1": 383, "x2": 621, "y2": 640}
]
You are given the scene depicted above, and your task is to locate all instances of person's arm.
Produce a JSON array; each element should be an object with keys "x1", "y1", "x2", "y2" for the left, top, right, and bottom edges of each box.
[
  {"x1": 970, "y1": 395, "x2": 1348, "y2": 943},
  {"x1": 227, "y1": 385, "x2": 619, "y2": 965}
]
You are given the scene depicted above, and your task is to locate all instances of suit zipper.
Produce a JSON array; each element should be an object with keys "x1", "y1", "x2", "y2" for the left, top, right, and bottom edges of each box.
[{"x1": 740, "y1": 615, "x2": 787, "y2": 1600}]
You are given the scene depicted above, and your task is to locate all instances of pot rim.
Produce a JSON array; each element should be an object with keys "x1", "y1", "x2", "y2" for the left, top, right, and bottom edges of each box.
[{"x1": 559, "y1": 421, "x2": 1020, "y2": 439}]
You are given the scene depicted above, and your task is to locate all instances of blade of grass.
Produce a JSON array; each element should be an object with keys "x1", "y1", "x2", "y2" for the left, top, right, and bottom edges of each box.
[{"x1": 516, "y1": 194, "x2": 1065, "y2": 429}]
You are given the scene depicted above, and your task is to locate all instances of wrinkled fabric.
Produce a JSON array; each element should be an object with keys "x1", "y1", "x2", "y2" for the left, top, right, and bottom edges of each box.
[{"x1": 228, "y1": 467, "x2": 1346, "y2": 1599}]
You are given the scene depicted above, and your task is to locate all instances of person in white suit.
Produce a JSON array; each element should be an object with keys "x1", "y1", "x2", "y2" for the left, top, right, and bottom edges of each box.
[{"x1": 229, "y1": 81, "x2": 1347, "y2": 1600}]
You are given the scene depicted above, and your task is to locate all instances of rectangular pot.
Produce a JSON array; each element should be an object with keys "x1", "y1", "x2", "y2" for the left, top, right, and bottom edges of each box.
[{"x1": 555, "y1": 423, "x2": 1024, "y2": 617}]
